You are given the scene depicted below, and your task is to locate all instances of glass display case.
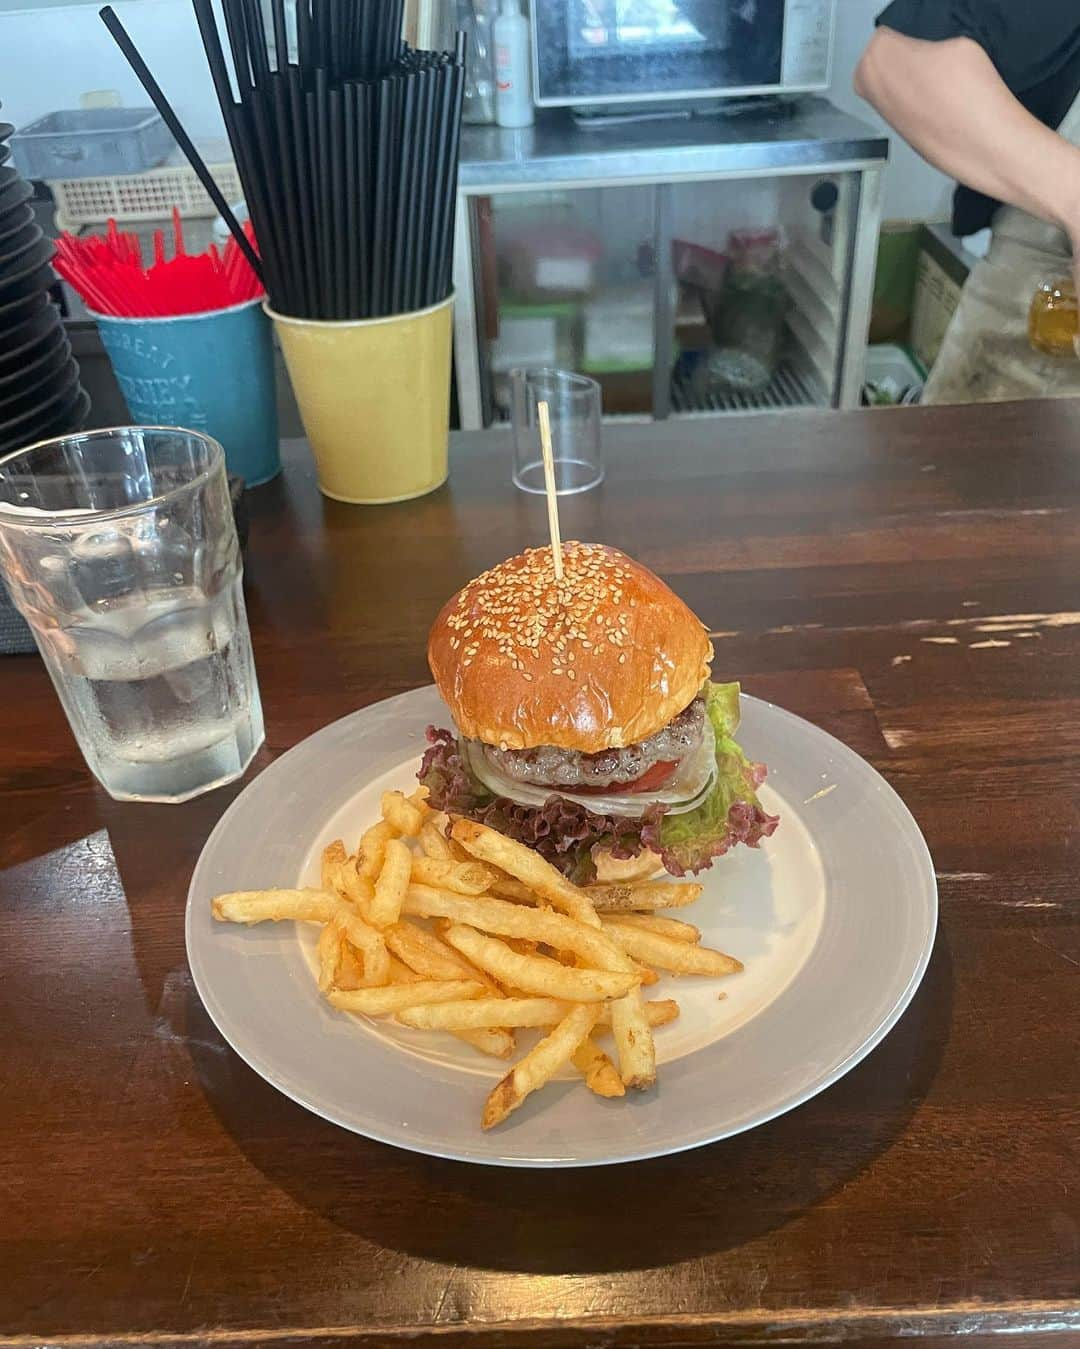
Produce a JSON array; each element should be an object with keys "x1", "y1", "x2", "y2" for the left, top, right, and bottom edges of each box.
[{"x1": 452, "y1": 101, "x2": 887, "y2": 428}]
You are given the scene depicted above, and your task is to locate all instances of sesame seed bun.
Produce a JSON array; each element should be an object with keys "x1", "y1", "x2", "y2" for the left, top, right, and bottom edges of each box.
[{"x1": 427, "y1": 543, "x2": 714, "y2": 753}]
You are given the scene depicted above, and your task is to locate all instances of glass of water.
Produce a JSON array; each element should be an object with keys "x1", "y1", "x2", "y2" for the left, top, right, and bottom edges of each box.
[
  {"x1": 0, "y1": 427, "x2": 264, "y2": 803},
  {"x1": 510, "y1": 368, "x2": 603, "y2": 495}
]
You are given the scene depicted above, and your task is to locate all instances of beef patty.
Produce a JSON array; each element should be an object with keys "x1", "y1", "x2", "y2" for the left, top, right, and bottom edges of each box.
[{"x1": 483, "y1": 697, "x2": 706, "y2": 790}]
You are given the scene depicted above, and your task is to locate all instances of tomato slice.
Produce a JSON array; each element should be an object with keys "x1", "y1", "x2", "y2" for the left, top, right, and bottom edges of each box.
[{"x1": 570, "y1": 759, "x2": 679, "y2": 796}]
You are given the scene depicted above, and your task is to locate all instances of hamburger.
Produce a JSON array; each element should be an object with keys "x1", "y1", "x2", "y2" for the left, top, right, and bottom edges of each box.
[{"x1": 419, "y1": 542, "x2": 778, "y2": 884}]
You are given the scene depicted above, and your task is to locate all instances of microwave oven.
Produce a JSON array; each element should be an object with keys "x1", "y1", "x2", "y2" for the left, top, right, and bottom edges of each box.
[{"x1": 531, "y1": 0, "x2": 836, "y2": 109}]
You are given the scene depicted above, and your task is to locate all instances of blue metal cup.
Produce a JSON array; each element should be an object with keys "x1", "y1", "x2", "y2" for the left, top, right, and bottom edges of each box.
[{"x1": 94, "y1": 298, "x2": 280, "y2": 486}]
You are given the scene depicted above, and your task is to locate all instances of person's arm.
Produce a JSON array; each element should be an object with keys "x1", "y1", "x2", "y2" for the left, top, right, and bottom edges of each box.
[{"x1": 855, "y1": 27, "x2": 1080, "y2": 261}]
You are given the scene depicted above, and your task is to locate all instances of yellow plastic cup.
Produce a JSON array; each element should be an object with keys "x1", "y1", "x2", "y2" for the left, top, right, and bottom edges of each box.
[{"x1": 266, "y1": 294, "x2": 453, "y2": 504}]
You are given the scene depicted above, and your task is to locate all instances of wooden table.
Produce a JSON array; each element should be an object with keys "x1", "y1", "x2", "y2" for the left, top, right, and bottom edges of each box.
[{"x1": 3, "y1": 404, "x2": 1079, "y2": 1348}]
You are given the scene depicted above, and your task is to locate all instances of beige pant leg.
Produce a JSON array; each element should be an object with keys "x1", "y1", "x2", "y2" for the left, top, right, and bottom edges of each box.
[{"x1": 922, "y1": 234, "x2": 1080, "y2": 405}]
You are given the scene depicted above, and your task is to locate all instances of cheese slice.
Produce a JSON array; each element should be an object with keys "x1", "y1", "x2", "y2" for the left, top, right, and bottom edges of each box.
[{"x1": 463, "y1": 719, "x2": 717, "y2": 819}]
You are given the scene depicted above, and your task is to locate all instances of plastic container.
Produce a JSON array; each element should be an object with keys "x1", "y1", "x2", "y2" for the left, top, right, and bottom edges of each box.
[
  {"x1": 94, "y1": 299, "x2": 280, "y2": 487},
  {"x1": 268, "y1": 295, "x2": 453, "y2": 504},
  {"x1": 503, "y1": 223, "x2": 601, "y2": 301},
  {"x1": 702, "y1": 227, "x2": 788, "y2": 394},
  {"x1": 862, "y1": 343, "x2": 925, "y2": 406},
  {"x1": 583, "y1": 286, "x2": 655, "y2": 373},
  {"x1": 50, "y1": 159, "x2": 243, "y2": 229},
  {"x1": 11, "y1": 108, "x2": 175, "y2": 182},
  {"x1": 493, "y1": 0, "x2": 534, "y2": 128},
  {"x1": 458, "y1": 0, "x2": 496, "y2": 124}
]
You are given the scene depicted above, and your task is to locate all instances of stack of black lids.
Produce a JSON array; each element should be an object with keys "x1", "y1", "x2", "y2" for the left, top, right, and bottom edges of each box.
[{"x1": 0, "y1": 114, "x2": 88, "y2": 458}]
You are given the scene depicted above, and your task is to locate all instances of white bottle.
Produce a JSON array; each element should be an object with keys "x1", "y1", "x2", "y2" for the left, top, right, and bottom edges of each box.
[{"x1": 493, "y1": 0, "x2": 534, "y2": 129}]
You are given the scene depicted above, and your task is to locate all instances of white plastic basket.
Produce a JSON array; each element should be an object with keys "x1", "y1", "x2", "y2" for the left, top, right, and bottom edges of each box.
[{"x1": 50, "y1": 161, "x2": 243, "y2": 230}]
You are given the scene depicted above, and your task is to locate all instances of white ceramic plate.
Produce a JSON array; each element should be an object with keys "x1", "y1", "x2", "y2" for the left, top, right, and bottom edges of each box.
[{"x1": 186, "y1": 686, "x2": 936, "y2": 1168}]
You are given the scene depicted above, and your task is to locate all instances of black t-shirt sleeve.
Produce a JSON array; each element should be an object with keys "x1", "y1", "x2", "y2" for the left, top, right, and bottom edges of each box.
[
  {"x1": 873, "y1": 3, "x2": 1080, "y2": 235},
  {"x1": 876, "y1": 0, "x2": 1080, "y2": 94}
]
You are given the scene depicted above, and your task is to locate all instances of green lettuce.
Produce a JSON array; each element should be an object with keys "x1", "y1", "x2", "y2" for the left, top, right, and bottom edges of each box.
[
  {"x1": 419, "y1": 681, "x2": 777, "y2": 881},
  {"x1": 644, "y1": 681, "x2": 777, "y2": 876}
]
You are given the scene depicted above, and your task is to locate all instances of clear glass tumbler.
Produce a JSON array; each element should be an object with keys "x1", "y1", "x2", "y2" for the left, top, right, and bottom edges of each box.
[
  {"x1": 511, "y1": 368, "x2": 603, "y2": 495},
  {"x1": 0, "y1": 427, "x2": 264, "y2": 803}
]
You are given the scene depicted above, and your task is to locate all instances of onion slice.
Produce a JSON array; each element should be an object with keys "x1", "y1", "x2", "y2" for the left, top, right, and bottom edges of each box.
[{"x1": 464, "y1": 718, "x2": 717, "y2": 820}]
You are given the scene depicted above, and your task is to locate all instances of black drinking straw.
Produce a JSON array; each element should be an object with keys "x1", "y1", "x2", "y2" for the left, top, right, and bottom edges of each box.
[
  {"x1": 270, "y1": 0, "x2": 287, "y2": 72},
  {"x1": 99, "y1": 4, "x2": 263, "y2": 284},
  {"x1": 219, "y1": 0, "x2": 252, "y2": 98},
  {"x1": 270, "y1": 72, "x2": 304, "y2": 309},
  {"x1": 316, "y1": 0, "x2": 332, "y2": 73},
  {"x1": 241, "y1": 0, "x2": 270, "y2": 86},
  {"x1": 425, "y1": 60, "x2": 456, "y2": 306},
  {"x1": 186, "y1": 0, "x2": 467, "y2": 320},
  {"x1": 436, "y1": 51, "x2": 466, "y2": 300},
  {"x1": 327, "y1": 0, "x2": 341, "y2": 82},
  {"x1": 329, "y1": 88, "x2": 347, "y2": 319},
  {"x1": 360, "y1": 0, "x2": 375, "y2": 80},
  {"x1": 296, "y1": 0, "x2": 312, "y2": 71},
  {"x1": 287, "y1": 65, "x2": 318, "y2": 315},
  {"x1": 360, "y1": 79, "x2": 376, "y2": 316},
  {"x1": 248, "y1": 87, "x2": 297, "y2": 309},
  {"x1": 371, "y1": 75, "x2": 392, "y2": 316},
  {"x1": 190, "y1": 0, "x2": 284, "y2": 304},
  {"x1": 232, "y1": 104, "x2": 286, "y2": 302},
  {"x1": 343, "y1": 84, "x2": 358, "y2": 319},
  {"x1": 390, "y1": 74, "x2": 417, "y2": 316},
  {"x1": 302, "y1": 89, "x2": 321, "y2": 316},
  {"x1": 314, "y1": 66, "x2": 333, "y2": 318},
  {"x1": 408, "y1": 67, "x2": 434, "y2": 311}
]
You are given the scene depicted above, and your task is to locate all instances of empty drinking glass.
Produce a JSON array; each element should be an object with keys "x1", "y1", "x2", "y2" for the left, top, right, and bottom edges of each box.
[
  {"x1": 0, "y1": 426, "x2": 264, "y2": 802},
  {"x1": 511, "y1": 368, "x2": 603, "y2": 495}
]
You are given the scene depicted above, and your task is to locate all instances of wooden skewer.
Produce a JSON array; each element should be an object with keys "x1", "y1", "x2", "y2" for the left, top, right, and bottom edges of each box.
[{"x1": 537, "y1": 399, "x2": 564, "y2": 581}]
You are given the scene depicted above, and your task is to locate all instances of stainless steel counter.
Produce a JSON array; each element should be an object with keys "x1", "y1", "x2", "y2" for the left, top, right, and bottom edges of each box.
[{"x1": 458, "y1": 98, "x2": 887, "y2": 194}]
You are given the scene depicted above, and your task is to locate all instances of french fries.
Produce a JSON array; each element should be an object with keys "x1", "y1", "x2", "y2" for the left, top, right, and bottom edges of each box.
[
  {"x1": 609, "y1": 987, "x2": 656, "y2": 1090},
  {"x1": 613, "y1": 912, "x2": 701, "y2": 943},
  {"x1": 212, "y1": 889, "x2": 337, "y2": 924},
  {"x1": 599, "y1": 998, "x2": 681, "y2": 1031},
  {"x1": 584, "y1": 881, "x2": 704, "y2": 912},
  {"x1": 600, "y1": 919, "x2": 743, "y2": 977},
  {"x1": 332, "y1": 855, "x2": 375, "y2": 914},
  {"x1": 402, "y1": 885, "x2": 635, "y2": 973},
  {"x1": 384, "y1": 919, "x2": 499, "y2": 990},
  {"x1": 357, "y1": 819, "x2": 396, "y2": 882},
  {"x1": 573, "y1": 1035, "x2": 625, "y2": 1098},
  {"x1": 396, "y1": 995, "x2": 681, "y2": 1031},
  {"x1": 450, "y1": 818, "x2": 602, "y2": 928},
  {"x1": 317, "y1": 918, "x2": 343, "y2": 992},
  {"x1": 483, "y1": 1004, "x2": 599, "y2": 1129},
  {"x1": 443, "y1": 924, "x2": 640, "y2": 1003},
  {"x1": 487, "y1": 875, "x2": 536, "y2": 905},
  {"x1": 212, "y1": 786, "x2": 742, "y2": 1130},
  {"x1": 328, "y1": 979, "x2": 486, "y2": 1016},
  {"x1": 418, "y1": 820, "x2": 454, "y2": 861},
  {"x1": 628, "y1": 958, "x2": 660, "y2": 987},
  {"x1": 399, "y1": 996, "x2": 571, "y2": 1030},
  {"x1": 333, "y1": 943, "x2": 370, "y2": 991},
  {"x1": 321, "y1": 840, "x2": 349, "y2": 894},
  {"x1": 368, "y1": 836, "x2": 412, "y2": 928},
  {"x1": 409, "y1": 856, "x2": 499, "y2": 896},
  {"x1": 335, "y1": 908, "x2": 391, "y2": 986},
  {"x1": 389, "y1": 953, "x2": 513, "y2": 1057},
  {"x1": 381, "y1": 790, "x2": 427, "y2": 837},
  {"x1": 455, "y1": 1027, "x2": 516, "y2": 1059}
]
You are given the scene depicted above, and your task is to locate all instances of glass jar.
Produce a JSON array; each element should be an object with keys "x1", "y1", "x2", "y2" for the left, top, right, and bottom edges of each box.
[
  {"x1": 700, "y1": 229, "x2": 787, "y2": 394},
  {"x1": 1028, "y1": 278, "x2": 1078, "y2": 357}
]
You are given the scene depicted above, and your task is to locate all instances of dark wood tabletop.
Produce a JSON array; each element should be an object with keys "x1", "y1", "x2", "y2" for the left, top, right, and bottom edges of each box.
[{"x1": 3, "y1": 403, "x2": 1079, "y2": 1349}]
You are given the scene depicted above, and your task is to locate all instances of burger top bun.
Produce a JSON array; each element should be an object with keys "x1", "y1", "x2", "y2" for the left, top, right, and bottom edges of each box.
[{"x1": 428, "y1": 542, "x2": 713, "y2": 753}]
